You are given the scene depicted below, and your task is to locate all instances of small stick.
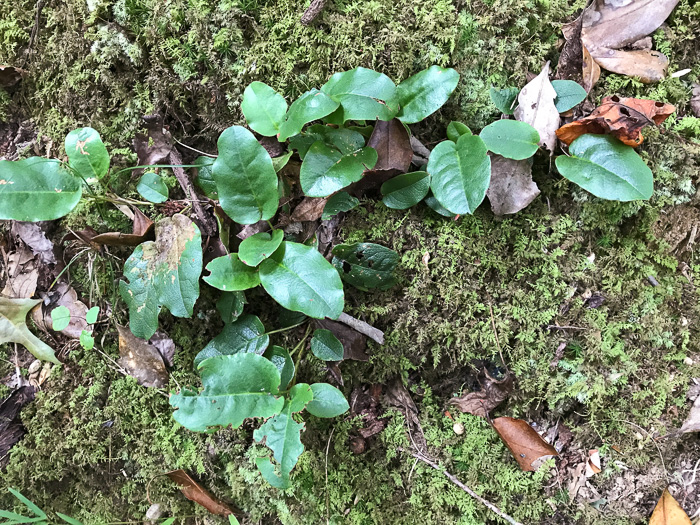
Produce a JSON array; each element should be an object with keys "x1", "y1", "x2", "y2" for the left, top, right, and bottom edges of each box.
[
  {"x1": 546, "y1": 325, "x2": 588, "y2": 331},
  {"x1": 169, "y1": 148, "x2": 216, "y2": 236},
  {"x1": 337, "y1": 312, "x2": 384, "y2": 344},
  {"x1": 301, "y1": 0, "x2": 327, "y2": 25},
  {"x1": 401, "y1": 449, "x2": 524, "y2": 525}
]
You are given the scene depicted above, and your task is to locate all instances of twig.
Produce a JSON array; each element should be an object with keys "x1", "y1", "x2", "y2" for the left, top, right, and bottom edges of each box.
[
  {"x1": 301, "y1": 0, "x2": 327, "y2": 25},
  {"x1": 169, "y1": 147, "x2": 216, "y2": 236},
  {"x1": 546, "y1": 325, "x2": 588, "y2": 331},
  {"x1": 173, "y1": 137, "x2": 217, "y2": 158},
  {"x1": 400, "y1": 448, "x2": 524, "y2": 525},
  {"x1": 337, "y1": 312, "x2": 384, "y2": 344}
]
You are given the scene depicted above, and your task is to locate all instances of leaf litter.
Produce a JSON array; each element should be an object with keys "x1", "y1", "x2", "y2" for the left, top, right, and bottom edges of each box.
[
  {"x1": 514, "y1": 62, "x2": 560, "y2": 153},
  {"x1": 166, "y1": 469, "x2": 239, "y2": 517},
  {"x1": 116, "y1": 325, "x2": 170, "y2": 388}
]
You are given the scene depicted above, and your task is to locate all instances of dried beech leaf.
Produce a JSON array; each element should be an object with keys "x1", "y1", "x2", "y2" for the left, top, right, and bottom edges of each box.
[
  {"x1": 367, "y1": 118, "x2": 413, "y2": 173},
  {"x1": 91, "y1": 207, "x2": 155, "y2": 246},
  {"x1": 514, "y1": 62, "x2": 560, "y2": 153},
  {"x1": 556, "y1": 96, "x2": 675, "y2": 146},
  {"x1": 592, "y1": 48, "x2": 669, "y2": 84},
  {"x1": 449, "y1": 370, "x2": 513, "y2": 417},
  {"x1": 582, "y1": 45, "x2": 601, "y2": 93},
  {"x1": 492, "y1": 417, "x2": 558, "y2": 471},
  {"x1": 290, "y1": 197, "x2": 329, "y2": 222},
  {"x1": 116, "y1": 325, "x2": 168, "y2": 388},
  {"x1": 649, "y1": 488, "x2": 691, "y2": 525},
  {"x1": 486, "y1": 155, "x2": 540, "y2": 215},
  {"x1": 166, "y1": 469, "x2": 237, "y2": 516}
]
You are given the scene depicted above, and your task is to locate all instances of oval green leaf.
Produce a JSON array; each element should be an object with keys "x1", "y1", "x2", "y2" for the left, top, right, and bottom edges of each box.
[
  {"x1": 171, "y1": 353, "x2": 284, "y2": 432},
  {"x1": 65, "y1": 127, "x2": 110, "y2": 179},
  {"x1": 278, "y1": 89, "x2": 340, "y2": 142},
  {"x1": 300, "y1": 141, "x2": 377, "y2": 197},
  {"x1": 306, "y1": 383, "x2": 349, "y2": 418},
  {"x1": 321, "y1": 191, "x2": 360, "y2": 220},
  {"x1": 259, "y1": 241, "x2": 344, "y2": 319},
  {"x1": 332, "y1": 242, "x2": 399, "y2": 291},
  {"x1": 213, "y1": 126, "x2": 279, "y2": 224},
  {"x1": 264, "y1": 345, "x2": 295, "y2": 389},
  {"x1": 85, "y1": 306, "x2": 99, "y2": 325},
  {"x1": 396, "y1": 66, "x2": 459, "y2": 124},
  {"x1": 427, "y1": 134, "x2": 491, "y2": 215},
  {"x1": 489, "y1": 86, "x2": 519, "y2": 115},
  {"x1": 424, "y1": 193, "x2": 457, "y2": 217},
  {"x1": 381, "y1": 171, "x2": 430, "y2": 209},
  {"x1": 555, "y1": 134, "x2": 653, "y2": 201},
  {"x1": 194, "y1": 156, "x2": 217, "y2": 199},
  {"x1": 479, "y1": 120, "x2": 540, "y2": 160},
  {"x1": 137, "y1": 171, "x2": 169, "y2": 203},
  {"x1": 446, "y1": 121, "x2": 472, "y2": 142},
  {"x1": 239, "y1": 230, "x2": 285, "y2": 267},
  {"x1": 51, "y1": 306, "x2": 71, "y2": 331},
  {"x1": 321, "y1": 68, "x2": 398, "y2": 123},
  {"x1": 204, "y1": 253, "x2": 260, "y2": 291},
  {"x1": 551, "y1": 79, "x2": 587, "y2": 113},
  {"x1": 0, "y1": 158, "x2": 82, "y2": 222},
  {"x1": 310, "y1": 329, "x2": 344, "y2": 361},
  {"x1": 194, "y1": 314, "x2": 269, "y2": 367},
  {"x1": 242, "y1": 81, "x2": 288, "y2": 136},
  {"x1": 79, "y1": 330, "x2": 94, "y2": 351},
  {"x1": 216, "y1": 291, "x2": 246, "y2": 324}
]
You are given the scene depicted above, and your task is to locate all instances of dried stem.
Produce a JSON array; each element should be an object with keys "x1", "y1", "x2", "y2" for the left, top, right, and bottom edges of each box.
[{"x1": 337, "y1": 312, "x2": 384, "y2": 344}]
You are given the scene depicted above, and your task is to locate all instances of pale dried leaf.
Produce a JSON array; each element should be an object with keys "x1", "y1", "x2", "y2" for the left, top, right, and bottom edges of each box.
[
  {"x1": 290, "y1": 197, "x2": 328, "y2": 222},
  {"x1": 1, "y1": 246, "x2": 39, "y2": 298},
  {"x1": 486, "y1": 155, "x2": 540, "y2": 215},
  {"x1": 116, "y1": 325, "x2": 168, "y2": 388},
  {"x1": 11, "y1": 222, "x2": 56, "y2": 265},
  {"x1": 449, "y1": 370, "x2": 513, "y2": 417},
  {"x1": 592, "y1": 48, "x2": 669, "y2": 83},
  {"x1": 514, "y1": 62, "x2": 560, "y2": 153},
  {"x1": 679, "y1": 395, "x2": 700, "y2": 434}
]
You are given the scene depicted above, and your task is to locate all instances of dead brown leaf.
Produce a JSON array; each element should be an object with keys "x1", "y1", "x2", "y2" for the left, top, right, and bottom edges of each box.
[
  {"x1": 580, "y1": 0, "x2": 679, "y2": 83},
  {"x1": 449, "y1": 369, "x2": 513, "y2": 418},
  {"x1": 92, "y1": 207, "x2": 155, "y2": 246},
  {"x1": 581, "y1": 45, "x2": 601, "y2": 93},
  {"x1": 315, "y1": 318, "x2": 369, "y2": 361},
  {"x1": 556, "y1": 95, "x2": 675, "y2": 146},
  {"x1": 0, "y1": 385, "x2": 36, "y2": 469},
  {"x1": 11, "y1": 222, "x2": 56, "y2": 265},
  {"x1": 492, "y1": 417, "x2": 558, "y2": 471},
  {"x1": 679, "y1": 393, "x2": 700, "y2": 434},
  {"x1": 166, "y1": 469, "x2": 238, "y2": 516},
  {"x1": 116, "y1": 325, "x2": 168, "y2": 388},
  {"x1": 32, "y1": 283, "x2": 90, "y2": 339},
  {"x1": 514, "y1": 62, "x2": 560, "y2": 153},
  {"x1": 384, "y1": 377, "x2": 427, "y2": 453},
  {"x1": 649, "y1": 488, "x2": 691, "y2": 525},
  {"x1": 290, "y1": 197, "x2": 329, "y2": 222},
  {"x1": 556, "y1": 17, "x2": 583, "y2": 84},
  {"x1": 0, "y1": 65, "x2": 26, "y2": 87},
  {"x1": 133, "y1": 115, "x2": 173, "y2": 174},
  {"x1": 1, "y1": 245, "x2": 39, "y2": 298},
  {"x1": 367, "y1": 118, "x2": 413, "y2": 173},
  {"x1": 486, "y1": 155, "x2": 540, "y2": 215}
]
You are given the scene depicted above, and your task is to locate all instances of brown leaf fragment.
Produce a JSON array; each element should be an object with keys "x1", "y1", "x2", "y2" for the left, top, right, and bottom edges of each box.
[
  {"x1": 1, "y1": 245, "x2": 39, "y2": 298},
  {"x1": 0, "y1": 65, "x2": 26, "y2": 87},
  {"x1": 166, "y1": 469, "x2": 238, "y2": 517},
  {"x1": 315, "y1": 318, "x2": 369, "y2": 361},
  {"x1": 649, "y1": 488, "x2": 692, "y2": 525},
  {"x1": 91, "y1": 207, "x2": 155, "y2": 247},
  {"x1": 514, "y1": 62, "x2": 560, "y2": 153},
  {"x1": 116, "y1": 325, "x2": 168, "y2": 388},
  {"x1": 290, "y1": 197, "x2": 329, "y2": 222},
  {"x1": 556, "y1": 17, "x2": 584, "y2": 83},
  {"x1": 492, "y1": 417, "x2": 558, "y2": 471},
  {"x1": 149, "y1": 331, "x2": 176, "y2": 368},
  {"x1": 556, "y1": 96, "x2": 675, "y2": 147},
  {"x1": 384, "y1": 377, "x2": 427, "y2": 453},
  {"x1": 449, "y1": 369, "x2": 514, "y2": 418},
  {"x1": 32, "y1": 283, "x2": 90, "y2": 339},
  {"x1": 133, "y1": 114, "x2": 173, "y2": 173},
  {"x1": 592, "y1": 48, "x2": 669, "y2": 84},
  {"x1": 691, "y1": 84, "x2": 700, "y2": 118},
  {"x1": 585, "y1": 449, "x2": 601, "y2": 477},
  {"x1": 367, "y1": 118, "x2": 413, "y2": 173},
  {"x1": 679, "y1": 393, "x2": 700, "y2": 434},
  {"x1": 486, "y1": 155, "x2": 540, "y2": 215},
  {"x1": 11, "y1": 222, "x2": 56, "y2": 265},
  {"x1": 582, "y1": 44, "x2": 601, "y2": 93},
  {"x1": 0, "y1": 386, "x2": 36, "y2": 469}
]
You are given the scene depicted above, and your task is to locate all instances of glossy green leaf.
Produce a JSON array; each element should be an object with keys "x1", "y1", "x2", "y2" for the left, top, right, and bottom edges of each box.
[
  {"x1": 51, "y1": 305, "x2": 71, "y2": 331},
  {"x1": 331, "y1": 242, "x2": 398, "y2": 291},
  {"x1": 0, "y1": 158, "x2": 82, "y2": 221},
  {"x1": 424, "y1": 193, "x2": 457, "y2": 217},
  {"x1": 396, "y1": 66, "x2": 459, "y2": 124},
  {"x1": 321, "y1": 68, "x2": 398, "y2": 123},
  {"x1": 213, "y1": 126, "x2": 278, "y2": 224},
  {"x1": 216, "y1": 291, "x2": 246, "y2": 324},
  {"x1": 310, "y1": 329, "x2": 344, "y2": 361},
  {"x1": 85, "y1": 306, "x2": 99, "y2": 325},
  {"x1": 381, "y1": 171, "x2": 430, "y2": 209},
  {"x1": 287, "y1": 383, "x2": 313, "y2": 412},
  {"x1": 292, "y1": 125, "x2": 367, "y2": 160},
  {"x1": 300, "y1": 141, "x2": 378, "y2": 197},
  {"x1": 427, "y1": 134, "x2": 491, "y2": 215},
  {"x1": 306, "y1": 383, "x2": 349, "y2": 418},
  {"x1": 551, "y1": 79, "x2": 587, "y2": 113},
  {"x1": 204, "y1": 253, "x2": 260, "y2": 291},
  {"x1": 479, "y1": 120, "x2": 540, "y2": 160},
  {"x1": 171, "y1": 353, "x2": 284, "y2": 432},
  {"x1": 555, "y1": 134, "x2": 653, "y2": 201},
  {"x1": 278, "y1": 89, "x2": 340, "y2": 141},
  {"x1": 259, "y1": 241, "x2": 344, "y2": 319},
  {"x1": 0, "y1": 297, "x2": 59, "y2": 364},
  {"x1": 272, "y1": 150, "x2": 293, "y2": 172},
  {"x1": 321, "y1": 191, "x2": 360, "y2": 220},
  {"x1": 264, "y1": 345, "x2": 295, "y2": 389},
  {"x1": 137, "y1": 171, "x2": 169, "y2": 203},
  {"x1": 239, "y1": 230, "x2": 285, "y2": 267},
  {"x1": 79, "y1": 330, "x2": 94, "y2": 351},
  {"x1": 446, "y1": 121, "x2": 472, "y2": 142},
  {"x1": 194, "y1": 156, "x2": 217, "y2": 199},
  {"x1": 194, "y1": 314, "x2": 269, "y2": 367},
  {"x1": 489, "y1": 86, "x2": 519, "y2": 115},
  {"x1": 65, "y1": 127, "x2": 109, "y2": 179},
  {"x1": 119, "y1": 214, "x2": 202, "y2": 339},
  {"x1": 242, "y1": 81, "x2": 288, "y2": 136}
]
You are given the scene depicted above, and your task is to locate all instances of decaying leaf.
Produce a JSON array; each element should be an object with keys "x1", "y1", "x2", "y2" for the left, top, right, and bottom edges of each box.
[
  {"x1": 0, "y1": 386, "x2": 36, "y2": 469},
  {"x1": 91, "y1": 207, "x2": 155, "y2": 246},
  {"x1": 679, "y1": 393, "x2": 700, "y2": 434},
  {"x1": 166, "y1": 469, "x2": 237, "y2": 516},
  {"x1": 133, "y1": 115, "x2": 173, "y2": 173},
  {"x1": 556, "y1": 96, "x2": 675, "y2": 147},
  {"x1": 11, "y1": 222, "x2": 56, "y2": 265},
  {"x1": 1, "y1": 245, "x2": 39, "y2": 298},
  {"x1": 449, "y1": 369, "x2": 513, "y2": 418},
  {"x1": 556, "y1": 17, "x2": 584, "y2": 84},
  {"x1": 486, "y1": 155, "x2": 540, "y2": 215},
  {"x1": 649, "y1": 488, "x2": 691, "y2": 525},
  {"x1": 585, "y1": 449, "x2": 601, "y2": 477},
  {"x1": 384, "y1": 377, "x2": 427, "y2": 453},
  {"x1": 580, "y1": 0, "x2": 679, "y2": 83},
  {"x1": 32, "y1": 283, "x2": 90, "y2": 340},
  {"x1": 492, "y1": 417, "x2": 558, "y2": 471},
  {"x1": 315, "y1": 318, "x2": 369, "y2": 361},
  {"x1": 514, "y1": 62, "x2": 560, "y2": 153},
  {"x1": 116, "y1": 325, "x2": 169, "y2": 388},
  {"x1": 0, "y1": 297, "x2": 59, "y2": 364},
  {"x1": 581, "y1": 44, "x2": 601, "y2": 93},
  {"x1": 290, "y1": 197, "x2": 328, "y2": 222},
  {"x1": 0, "y1": 65, "x2": 26, "y2": 87},
  {"x1": 691, "y1": 84, "x2": 700, "y2": 119}
]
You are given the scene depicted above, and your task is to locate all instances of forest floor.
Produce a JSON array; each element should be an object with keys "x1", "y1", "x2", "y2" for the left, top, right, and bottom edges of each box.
[{"x1": 1, "y1": 0, "x2": 700, "y2": 524}]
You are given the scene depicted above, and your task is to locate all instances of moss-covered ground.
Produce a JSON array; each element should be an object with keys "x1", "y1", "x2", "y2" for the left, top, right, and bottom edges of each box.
[{"x1": 1, "y1": 0, "x2": 700, "y2": 523}]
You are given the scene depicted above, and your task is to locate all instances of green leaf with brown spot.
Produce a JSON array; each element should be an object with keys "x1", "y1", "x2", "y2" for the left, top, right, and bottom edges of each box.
[{"x1": 119, "y1": 214, "x2": 203, "y2": 339}]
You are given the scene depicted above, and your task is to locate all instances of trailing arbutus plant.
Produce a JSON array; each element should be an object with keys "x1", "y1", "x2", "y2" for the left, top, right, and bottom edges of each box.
[{"x1": 0, "y1": 62, "x2": 673, "y2": 487}]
